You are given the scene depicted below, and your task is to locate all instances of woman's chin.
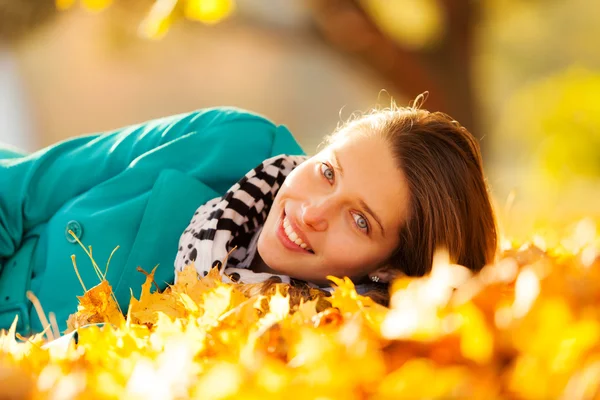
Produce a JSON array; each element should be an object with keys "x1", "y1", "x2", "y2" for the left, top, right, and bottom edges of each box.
[{"x1": 258, "y1": 236, "x2": 329, "y2": 284}]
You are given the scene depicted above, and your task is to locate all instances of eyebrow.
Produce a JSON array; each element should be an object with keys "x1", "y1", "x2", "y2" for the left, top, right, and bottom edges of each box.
[{"x1": 332, "y1": 150, "x2": 386, "y2": 236}]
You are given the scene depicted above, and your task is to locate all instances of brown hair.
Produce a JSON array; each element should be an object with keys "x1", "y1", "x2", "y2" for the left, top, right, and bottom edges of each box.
[{"x1": 328, "y1": 94, "x2": 498, "y2": 285}]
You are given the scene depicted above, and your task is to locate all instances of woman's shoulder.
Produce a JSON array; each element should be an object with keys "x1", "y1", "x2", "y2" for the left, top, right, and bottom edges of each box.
[
  {"x1": 189, "y1": 106, "x2": 273, "y2": 121},
  {"x1": 116, "y1": 106, "x2": 294, "y2": 151},
  {"x1": 157, "y1": 106, "x2": 304, "y2": 157},
  {"x1": 154, "y1": 106, "x2": 278, "y2": 132}
]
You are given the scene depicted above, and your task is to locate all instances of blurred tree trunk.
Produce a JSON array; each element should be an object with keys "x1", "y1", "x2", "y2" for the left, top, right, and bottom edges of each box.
[{"x1": 307, "y1": 0, "x2": 480, "y2": 138}]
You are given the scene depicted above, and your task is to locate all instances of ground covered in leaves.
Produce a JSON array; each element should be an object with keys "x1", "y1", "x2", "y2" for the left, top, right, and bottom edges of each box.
[{"x1": 2, "y1": 220, "x2": 600, "y2": 399}]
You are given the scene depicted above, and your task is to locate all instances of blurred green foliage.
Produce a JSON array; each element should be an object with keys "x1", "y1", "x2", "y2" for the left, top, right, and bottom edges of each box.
[{"x1": 501, "y1": 67, "x2": 600, "y2": 183}]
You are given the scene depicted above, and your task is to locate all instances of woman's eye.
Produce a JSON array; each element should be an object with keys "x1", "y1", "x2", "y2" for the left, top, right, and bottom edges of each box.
[
  {"x1": 352, "y1": 213, "x2": 369, "y2": 233},
  {"x1": 320, "y1": 163, "x2": 335, "y2": 183}
]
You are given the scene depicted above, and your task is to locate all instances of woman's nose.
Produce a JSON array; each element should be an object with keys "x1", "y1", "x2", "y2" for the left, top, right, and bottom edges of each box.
[{"x1": 300, "y1": 199, "x2": 333, "y2": 231}]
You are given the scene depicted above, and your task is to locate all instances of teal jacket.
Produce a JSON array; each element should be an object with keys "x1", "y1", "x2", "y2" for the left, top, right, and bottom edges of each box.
[{"x1": 0, "y1": 107, "x2": 304, "y2": 335}]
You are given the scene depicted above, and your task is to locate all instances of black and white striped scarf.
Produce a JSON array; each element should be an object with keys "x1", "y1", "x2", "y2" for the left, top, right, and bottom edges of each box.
[
  {"x1": 174, "y1": 154, "x2": 379, "y2": 294},
  {"x1": 175, "y1": 154, "x2": 309, "y2": 285}
]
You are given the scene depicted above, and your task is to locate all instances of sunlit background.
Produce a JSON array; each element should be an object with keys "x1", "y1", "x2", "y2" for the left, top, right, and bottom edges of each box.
[{"x1": 1, "y1": 0, "x2": 599, "y2": 240}]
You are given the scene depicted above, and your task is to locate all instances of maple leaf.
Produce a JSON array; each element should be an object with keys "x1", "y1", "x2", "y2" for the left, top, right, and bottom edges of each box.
[
  {"x1": 290, "y1": 298, "x2": 320, "y2": 325},
  {"x1": 171, "y1": 264, "x2": 225, "y2": 304},
  {"x1": 66, "y1": 280, "x2": 125, "y2": 333},
  {"x1": 196, "y1": 286, "x2": 236, "y2": 329},
  {"x1": 327, "y1": 276, "x2": 389, "y2": 333},
  {"x1": 129, "y1": 266, "x2": 187, "y2": 326},
  {"x1": 6, "y1": 221, "x2": 600, "y2": 399}
]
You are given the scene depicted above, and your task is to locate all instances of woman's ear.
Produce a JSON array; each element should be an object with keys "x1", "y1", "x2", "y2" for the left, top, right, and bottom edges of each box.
[{"x1": 368, "y1": 265, "x2": 404, "y2": 284}]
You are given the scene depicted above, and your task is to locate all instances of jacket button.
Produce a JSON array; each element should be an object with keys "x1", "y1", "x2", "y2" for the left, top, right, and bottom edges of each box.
[{"x1": 65, "y1": 220, "x2": 83, "y2": 243}]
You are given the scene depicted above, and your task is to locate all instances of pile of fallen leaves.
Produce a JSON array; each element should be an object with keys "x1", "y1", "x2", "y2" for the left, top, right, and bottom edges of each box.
[{"x1": 2, "y1": 221, "x2": 600, "y2": 399}]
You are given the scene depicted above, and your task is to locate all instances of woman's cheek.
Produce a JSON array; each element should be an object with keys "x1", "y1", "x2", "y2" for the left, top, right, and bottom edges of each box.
[{"x1": 326, "y1": 233, "x2": 361, "y2": 259}]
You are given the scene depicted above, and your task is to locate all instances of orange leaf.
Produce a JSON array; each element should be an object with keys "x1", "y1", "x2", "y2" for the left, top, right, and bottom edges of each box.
[{"x1": 66, "y1": 280, "x2": 124, "y2": 333}]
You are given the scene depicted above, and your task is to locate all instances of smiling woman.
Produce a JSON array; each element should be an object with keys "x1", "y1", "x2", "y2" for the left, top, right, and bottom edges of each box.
[
  {"x1": 255, "y1": 130, "x2": 409, "y2": 286},
  {"x1": 175, "y1": 94, "x2": 498, "y2": 304},
  {"x1": 0, "y1": 98, "x2": 497, "y2": 335}
]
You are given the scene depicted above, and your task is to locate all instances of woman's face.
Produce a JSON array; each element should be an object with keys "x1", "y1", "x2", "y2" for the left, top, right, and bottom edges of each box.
[{"x1": 256, "y1": 132, "x2": 410, "y2": 285}]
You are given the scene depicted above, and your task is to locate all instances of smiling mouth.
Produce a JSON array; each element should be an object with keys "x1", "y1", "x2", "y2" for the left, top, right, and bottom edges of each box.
[{"x1": 280, "y1": 212, "x2": 315, "y2": 254}]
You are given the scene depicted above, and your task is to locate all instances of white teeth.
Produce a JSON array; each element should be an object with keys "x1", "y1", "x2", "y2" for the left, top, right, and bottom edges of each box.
[{"x1": 282, "y1": 216, "x2": 311, "y2": 251}]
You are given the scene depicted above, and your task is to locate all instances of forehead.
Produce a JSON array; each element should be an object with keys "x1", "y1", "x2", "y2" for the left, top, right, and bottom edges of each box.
[{"x1": 322, "y1": 133, "x2": 409, "y2": 230}]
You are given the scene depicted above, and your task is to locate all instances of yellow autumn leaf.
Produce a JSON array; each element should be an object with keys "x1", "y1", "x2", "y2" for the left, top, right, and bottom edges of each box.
[
  {"x1": 171, "y1": 264, "x2": 226, "y2": 305},
  {"x1": 184, "y1": 0, "x2": 235, "y2": 24},
  {"x1": 197, "y1": 285, "x2": 235, "y2": 329},
  {"x1": 360, "y1": 0, "x2": 445, "y2": 50},
  {"x1": 81, "y1": 0, "x2": 112, "y2": 11},
  {"x1": 455, "y1": 303, "x2": 494, "y2": 364},
  {"x1": 129, "y1": 266, "x2": 186, "y2": 326},
  {"x1": 66, "y1": 279, "x2": 125, "y2": 332},
  {"x1": 4, "y1": 219, "x2": 600, "y2": 399}
]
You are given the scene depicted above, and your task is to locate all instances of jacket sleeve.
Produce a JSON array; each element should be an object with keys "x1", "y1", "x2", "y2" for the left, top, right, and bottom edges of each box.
[
  {"x1": 0, "y1": 144, "x2": 27, "y2": 159},
  {"x1": 0, "y1": 107, "x2": 297, "y2": 263}
]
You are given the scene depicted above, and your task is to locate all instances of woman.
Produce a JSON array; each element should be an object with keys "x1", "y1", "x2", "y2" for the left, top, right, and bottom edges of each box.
[
  {"x1": 175, "y1": 95, "x2": 497, "y2": 303},
  {"x1": 0, "y1": 96, "x2": 497, "y2": 335}
]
